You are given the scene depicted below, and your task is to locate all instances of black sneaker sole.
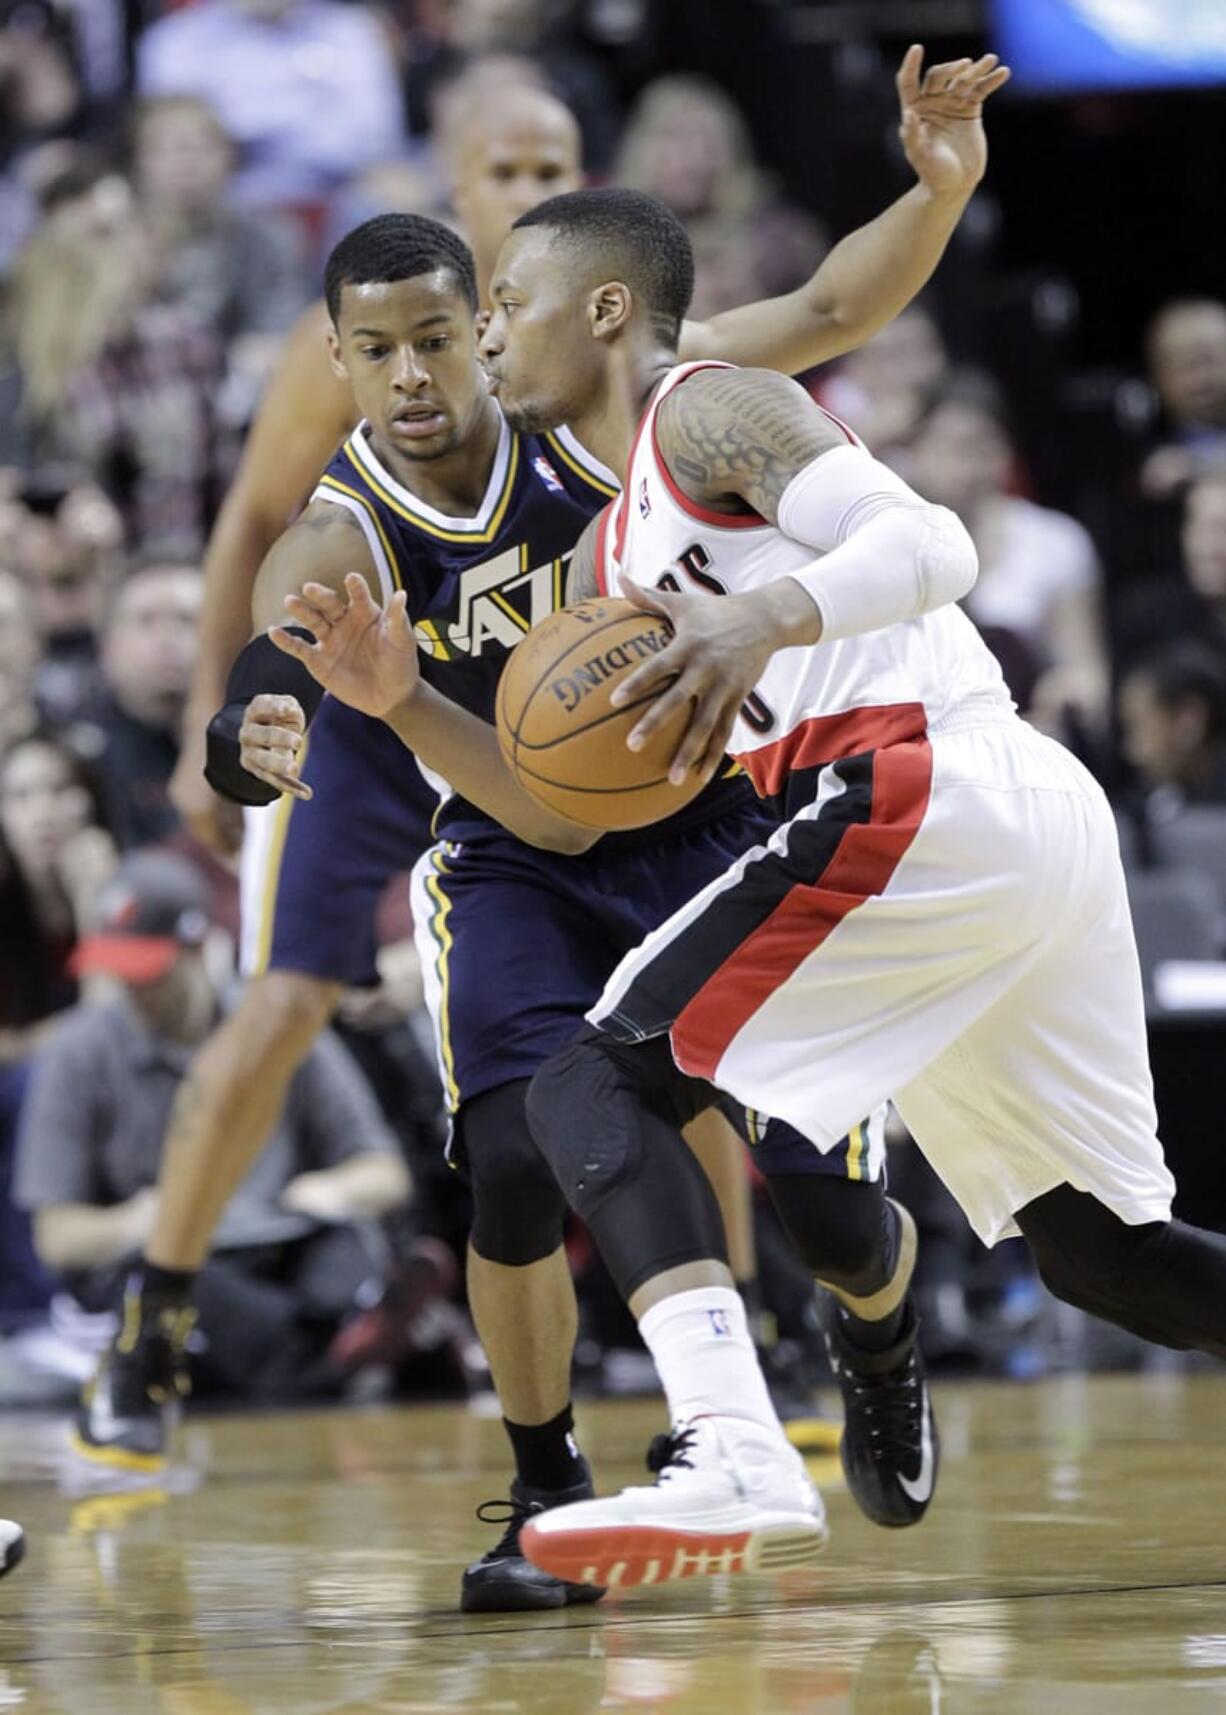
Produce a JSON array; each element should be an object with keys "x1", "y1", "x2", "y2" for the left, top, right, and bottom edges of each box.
[{"x1": 460, "y1": 1566, "x2": 606, "y2": 1612}]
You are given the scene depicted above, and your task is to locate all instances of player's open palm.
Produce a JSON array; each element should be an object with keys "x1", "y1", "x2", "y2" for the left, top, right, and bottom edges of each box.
[
  {"x1": 896, "y1": 43, "x2": 1011, "y2": 196},
  {"x1": 271, "y1": 573, "x2": 420, "y2": 721}
]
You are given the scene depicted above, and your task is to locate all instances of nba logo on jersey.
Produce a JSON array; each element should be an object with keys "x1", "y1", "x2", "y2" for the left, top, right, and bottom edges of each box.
[
  {"x1": 532, "y1": 455, "x2": 564, "y2": 494},
  {"x1": 639, "y1": 477, "x2": 652, "y2": 518},
  {"x1": 708, "y1": 1309, "x2": 731, "y2": 1337}
]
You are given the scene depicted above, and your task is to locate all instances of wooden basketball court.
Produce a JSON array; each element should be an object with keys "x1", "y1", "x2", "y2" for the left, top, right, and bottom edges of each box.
[{"x1": 1, "y1": 1372, "x2": 1223, "y2": 1712}]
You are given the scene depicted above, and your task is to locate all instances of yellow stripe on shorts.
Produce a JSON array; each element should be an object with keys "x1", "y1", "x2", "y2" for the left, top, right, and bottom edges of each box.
[
  {"x1": 846, "y1": 1121, "x2": 866, "y2": 1182},
  {"x1": 253, "y1": 790, "x2": 296, "y2": 976},
  {"x1": 423, "y1": 849, "x2": 460, "y2": 1110}
]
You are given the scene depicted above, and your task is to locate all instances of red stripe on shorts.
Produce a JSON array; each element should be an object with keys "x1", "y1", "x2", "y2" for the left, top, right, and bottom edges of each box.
[
  {"x1": 742, "y1": 702, "x2": 928, "y2": 801},
  {"x1": 671, "y1": 733, "x2": 934, "y2": 1081}
]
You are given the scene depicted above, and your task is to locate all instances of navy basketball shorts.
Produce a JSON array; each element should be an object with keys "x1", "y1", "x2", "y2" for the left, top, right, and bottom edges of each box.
[
  {"x1": 240, "y1": 696, "x2": 438, "y2": 988},
  {"x1": 411, "y1": 793, "x2": 883, "y2": 1183}
]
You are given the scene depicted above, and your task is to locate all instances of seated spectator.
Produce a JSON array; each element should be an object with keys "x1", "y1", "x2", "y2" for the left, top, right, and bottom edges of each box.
[
  {"x1": 129, "y1": 95, "x2": 309, "y2": 402},
  {"x1": 8, "y1": 178, "x2": 226, "y2": 554},
  {"x1": 10, "y1": 470, "x2": 122, "y2": 728},
  {"x1": 907, "y1": 371, "x2": 1110, "y2": 737},
  {"x1": 1139, "y1": 298, "x2": 1226, "y2": 499},
  {"x1": 83, "y1": 561, "x2": 202, "y2": 851},
  {"x1": 16, "y1": 850, "x2": 412, "y2": 1402},
  {"x1": 136, "y1": 0, "x2": 405, "y2": 214},
  {"x1": 1114, "y1": 472, "x2": 1226, "y2": 677},
  {"x1": 0, "y1": 731, "x2": 115, "y2": 1062},
  {"x1": 818, "y1": 303, "x2": 950, "y2": 464},
  {"x1": 1117, "y1": 642, "x2": 1226, "y2": 815}
]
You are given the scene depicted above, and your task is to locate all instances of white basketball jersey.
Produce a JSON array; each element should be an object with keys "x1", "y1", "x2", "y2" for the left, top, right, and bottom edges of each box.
[{"x1": 595, "y1": 362, "x2": 1013, "y2": 800}]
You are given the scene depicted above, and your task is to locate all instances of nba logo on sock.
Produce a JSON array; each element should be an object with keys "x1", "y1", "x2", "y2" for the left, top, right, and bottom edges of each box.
[
  {"x1": 709, "y1": 1309, "x2": 731, "y2": 1337},
  {"x1": 639, "y1": 477, "x2": 652, "y2": 518}
]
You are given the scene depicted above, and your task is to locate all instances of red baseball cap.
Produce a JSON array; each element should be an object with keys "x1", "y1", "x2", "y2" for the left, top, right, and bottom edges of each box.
[{"x1": 70, "y1": 850, "x2": 210, "y2": 987}]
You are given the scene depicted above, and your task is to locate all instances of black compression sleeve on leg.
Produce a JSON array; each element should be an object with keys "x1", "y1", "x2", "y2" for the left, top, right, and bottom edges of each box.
[
  {"x1": 527, "y1": 1029, "x2": 728, "y2": 1301},
  {"x1": 204, "y1": 630, "x2": 325, "y2": 806},
  {"x1": 763, "y1": 1173, "x2": 894, "y2": 1296},
  {"x1": 1018, "y1": 1183, "x2": 1226, "y2": 1360}
]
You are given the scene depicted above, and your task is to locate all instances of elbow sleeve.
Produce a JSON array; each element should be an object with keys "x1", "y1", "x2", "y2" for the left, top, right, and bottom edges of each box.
[
  {"x1": 779, "y1": 448, "x2": 977, "y2": 641},
  {"x1": 204, "y1": 629, "x2": 324, "y2": 805}
]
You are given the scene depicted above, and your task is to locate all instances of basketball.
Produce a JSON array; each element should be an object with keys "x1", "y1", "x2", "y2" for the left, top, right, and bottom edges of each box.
[{"x1": 495, "y1": 598, "x2": 707, "y2": 830}]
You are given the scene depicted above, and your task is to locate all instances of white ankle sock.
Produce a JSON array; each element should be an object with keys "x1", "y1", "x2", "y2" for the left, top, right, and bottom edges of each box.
[{"x1": 638, "y1": 1286, "x2": 782, "y2": 1434}]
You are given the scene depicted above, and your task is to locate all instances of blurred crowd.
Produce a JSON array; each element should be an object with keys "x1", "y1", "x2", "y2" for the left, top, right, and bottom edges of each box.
[{"x1": 2, "y1": 0, "x2": 1226, "y2": 1406}]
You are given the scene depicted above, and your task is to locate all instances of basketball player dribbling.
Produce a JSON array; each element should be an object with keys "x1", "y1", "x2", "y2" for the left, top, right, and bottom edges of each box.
[
  {"x1": 83, "y1": 54, "x2": 1013, "y2": 1604},
  {"x1": 277, "y1": 183, "x2": 1226, "y2": 1594}
]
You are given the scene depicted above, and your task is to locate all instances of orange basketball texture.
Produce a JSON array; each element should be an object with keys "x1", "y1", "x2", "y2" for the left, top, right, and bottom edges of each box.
[{"x1": 495, "y1": 599, "x2": 707, "y2": 830}]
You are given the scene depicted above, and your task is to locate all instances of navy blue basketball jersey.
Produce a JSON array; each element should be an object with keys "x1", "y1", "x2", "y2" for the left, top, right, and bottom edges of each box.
[{"x1": 311, "y1": 417, "x2": 751, "y2": 840}]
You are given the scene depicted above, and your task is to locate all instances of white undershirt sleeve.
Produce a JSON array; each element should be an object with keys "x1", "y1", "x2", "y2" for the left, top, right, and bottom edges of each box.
[{"x1": 776, "y1": 445, "x2": 978, "y2": 642}]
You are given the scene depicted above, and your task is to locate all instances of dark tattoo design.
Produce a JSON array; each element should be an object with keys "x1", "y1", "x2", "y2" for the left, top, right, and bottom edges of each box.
[{"x1": 656, "y1": 368, "x2": 847, "y2": 521}]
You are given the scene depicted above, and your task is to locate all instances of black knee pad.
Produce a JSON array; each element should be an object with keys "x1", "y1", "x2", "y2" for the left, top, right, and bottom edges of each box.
[
  {"x1": 526, "y1": 1028, "x2": 710, "y2": 1218},
  {"x1": 764, "y1": 1173, "x2": 894, "y2": 1294},
  {"x1": 527, "y1": 1027, "x2": 729, "y2": 1300},
  {"x1": 458, "y1": 1079, "x2": 568, "y2": 1268}
]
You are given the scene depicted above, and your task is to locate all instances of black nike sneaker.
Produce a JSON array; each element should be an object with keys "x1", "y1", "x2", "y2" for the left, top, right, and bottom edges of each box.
[
  {"x1": 821, "y1": 1296, "x2": 938, "y2": 1528},
  {"x1": 73, "y1": 1290, "x2": 196, "y2": 1472},
  {"x1": 460, "y1": 1464, "x2": 608, "y2": 1612},
  {"x1": 0, "y1": 1520, "x2": 24, "y2": 1578}
]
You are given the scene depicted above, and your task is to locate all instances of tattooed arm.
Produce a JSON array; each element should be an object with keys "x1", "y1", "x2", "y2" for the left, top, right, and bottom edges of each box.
[
  {"x1": 613, "y1": 366, "x2": 975, "y2": 780},
  {"x1": 655, "y1": 367, "x2": 849, "y2": 524}
]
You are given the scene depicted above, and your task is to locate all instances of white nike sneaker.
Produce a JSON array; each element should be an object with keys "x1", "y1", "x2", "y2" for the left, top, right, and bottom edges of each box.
[
  {"x1": 0, "y1": 1520, "x2": 25, "y2": 1579},
  {"x1": 520, "y1": 1415, "x2": 828, "y2": 1591}
]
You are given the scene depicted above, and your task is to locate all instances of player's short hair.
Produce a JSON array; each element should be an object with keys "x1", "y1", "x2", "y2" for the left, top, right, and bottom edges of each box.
[
  {"x1": 513, "y1": 188, "x2": 694, "y2": 346},
  {"x1": 324, "y1": 214, "x2": 478, "y2": 323}
]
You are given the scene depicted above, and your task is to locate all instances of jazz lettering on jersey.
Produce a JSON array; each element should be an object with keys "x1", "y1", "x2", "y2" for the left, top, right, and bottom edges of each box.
[{"x1": 415, "y1": 546, "x2": 570, "y2": 659}]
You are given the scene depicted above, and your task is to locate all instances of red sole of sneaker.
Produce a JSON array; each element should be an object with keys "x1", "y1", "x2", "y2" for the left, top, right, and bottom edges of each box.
[{"x1": 520, "y1": 1521, "x2": 825, "y2": 1589}]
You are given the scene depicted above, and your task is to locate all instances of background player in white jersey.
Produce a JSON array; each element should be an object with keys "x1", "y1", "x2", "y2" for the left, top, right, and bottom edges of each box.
[{"x1": 277, "y1": 183, "x2": 1226, "y2": 1592}]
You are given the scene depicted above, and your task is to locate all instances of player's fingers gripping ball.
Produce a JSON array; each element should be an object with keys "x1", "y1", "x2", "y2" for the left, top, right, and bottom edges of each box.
[{"x1": 496, "y1": 598, "x2": 707, "y2": 830}]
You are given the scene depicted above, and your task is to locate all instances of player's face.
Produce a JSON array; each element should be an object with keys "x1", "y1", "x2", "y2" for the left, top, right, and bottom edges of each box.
[
  {"x1": 453, "y1": 123, "x2": 581, "y2": 266},
  {"x1": 481, "y1": 230, "x2": 602, "y2": 434},
  {"x1": 332, "y1": 271, "x2": 488, "y2": 463}
]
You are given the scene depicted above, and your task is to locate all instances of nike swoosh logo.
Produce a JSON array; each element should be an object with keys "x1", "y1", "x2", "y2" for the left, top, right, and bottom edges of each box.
[{"x1": 897, "y1": 1399, "x2": 936, "y2": 1504}]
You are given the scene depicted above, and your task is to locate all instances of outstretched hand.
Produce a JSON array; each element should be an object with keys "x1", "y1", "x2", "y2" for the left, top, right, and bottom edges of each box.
[
  {"x1": 270, "y1": 573, "x2": 419, "y2": 720},
  {"x1": 609, "y1": 579, "x2": 778, "y2": 786},
  {"x1": 896, "y1": 43, "x2": 1011, "y2": 197}
]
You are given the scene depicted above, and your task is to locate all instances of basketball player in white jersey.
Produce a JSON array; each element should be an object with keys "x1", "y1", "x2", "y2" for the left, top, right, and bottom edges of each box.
[{"x1": 273, "y1": 184, "x2": 1226, "y2": 1593}]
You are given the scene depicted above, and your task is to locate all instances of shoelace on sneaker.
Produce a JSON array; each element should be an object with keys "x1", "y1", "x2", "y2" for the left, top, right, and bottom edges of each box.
[
  {"x1": 645, "y1": 1425, "x2": 699, "y2": 1482},
  {"x1": 842, "y1": 1354, "x2": 923, "y2": 1455},
  {"x1": 474, "y1": 1496, "x2": 541, "y2": 1558}
]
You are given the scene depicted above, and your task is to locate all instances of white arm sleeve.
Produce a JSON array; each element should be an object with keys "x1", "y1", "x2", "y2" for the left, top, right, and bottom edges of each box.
[{"x1": 777, "y1": 445, "x2": 978, "y2": 642}]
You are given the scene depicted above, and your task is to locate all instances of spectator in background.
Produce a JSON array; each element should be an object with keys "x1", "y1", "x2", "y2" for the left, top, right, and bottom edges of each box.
[
  {"x1": 84, "y1": 562, "x2": 201, "y2": 851},
  {"x1": 129, "y1": 95, "x2": 309, "y2": 412},
  {"x1": 15, "y1": 850, "x2": 413, "y2": 1406},
  {"x1": 615, "y1": 73, "x2": 825, "y2": 305},
  {"x1": 1118, "y1": 642, "x2": 1226, "y2": 812},
  {"x1": 0, "y1": 733, "x2": 114, "y2": 1061},
  {"x1": 1140, "y1": 298, "x2": 1226, "y2": 499},
  {"x1": 1113, "y1": 473, "x2": 1226, "y2": 677},
  {"x1": 137, "y1": 0, "x2": 405, "y2": 215},
  {"x1": 404, "y1": 0, "x2": 621, "y2": 171},
  {"x1": 819, "y1": 303, "x2": 949, "y2": 463},
  {"x1": 7, "y1": 472, "x2": 122, "y2": 729},
  {"x1": 8, "y1": 175, "x2": 225, "y2": 554},
  {"x1": 907, "y1": 371, "x2": 1110, "y2": 737}
]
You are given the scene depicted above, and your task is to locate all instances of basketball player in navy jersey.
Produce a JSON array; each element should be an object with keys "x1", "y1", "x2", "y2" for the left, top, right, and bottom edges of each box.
[{"x1": 79, "y1": 51, "x2": 1009, "y2": 1609}]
